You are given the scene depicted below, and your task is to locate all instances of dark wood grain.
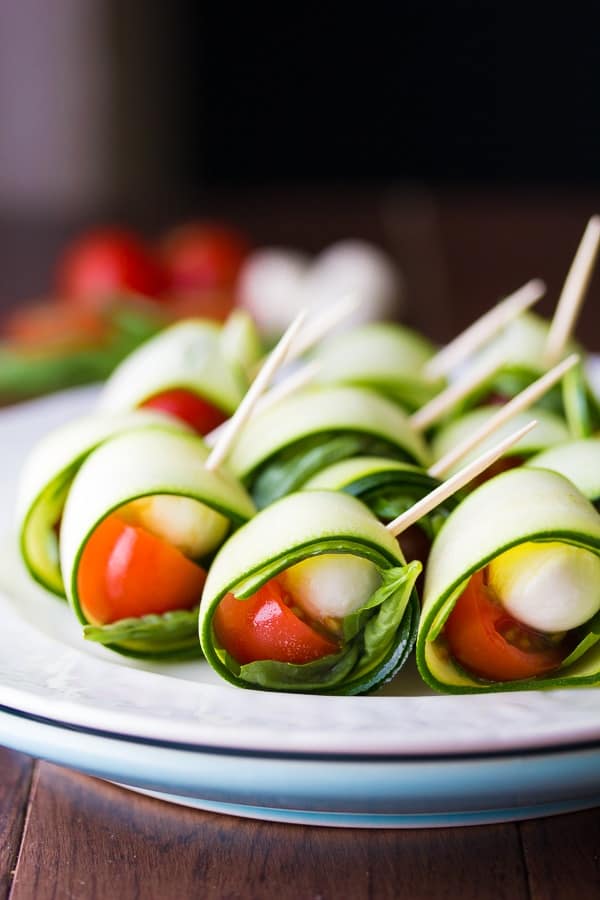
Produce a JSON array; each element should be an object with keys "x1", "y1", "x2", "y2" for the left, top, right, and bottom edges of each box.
[
  {"x1": 0, "y1": 750, "x2": 33, "y2": 900},
  {"x1": 520, "y1": 808, "x2": 600, "y2": 899},
  {"x1": 9, "y1": 761, "x2": 530, "y2": 900}
]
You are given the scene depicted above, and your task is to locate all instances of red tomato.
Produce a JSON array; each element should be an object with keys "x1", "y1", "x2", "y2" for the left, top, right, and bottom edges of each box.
[
  {"x1": 165, "y1": 290, "x2": 237, "y2": 323},
  {"x1": 140, "y1": 388, "x2": 228, "y2": 435},
  {"x1": 3, "y1": 301, "x2": 107, "y2": 349},
  {"x1": 56, "y1": 228, "x2": 167, "y2": 309},
  {"x1": 213, "y1": 578, "x2": 339, "y2": 665},
  {"x1": 444, "y1": 569, "x2": 566, "y2": 681},
  {"x1": 77, "y1": 514, "x2": 207, "y2": 625},
  {"x1": 160, "y1": 223, "x2": 250, "y2": 293}
]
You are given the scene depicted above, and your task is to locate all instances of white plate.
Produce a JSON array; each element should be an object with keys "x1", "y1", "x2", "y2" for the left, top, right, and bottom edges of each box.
[{"x1": 1, "y1": 385, "x2": 600, "y2": 827}]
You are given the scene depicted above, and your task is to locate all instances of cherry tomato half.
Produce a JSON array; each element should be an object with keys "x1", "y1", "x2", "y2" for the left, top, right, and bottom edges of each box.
[
  {"x1": 160, "y1": 223, "x2": 250, "y2": 293},
  {"x1": 444, "y1": 569, "x2": 566, "y2": 681},
  {"x1": 3, "y1": 301, "x2": 107, "y2": 350},
  {"x1": 57, "y1": 228, "x2": 167, "y2": 309},
  {"x1": 213, "y1": 578, "x2": 339, "y2": 665},
  {"x1": 140, "y1": 388, "x2": 228, "y2": 435},
  {"x1": 77, "y1": 514, "x2": 206, "y2": 625}
]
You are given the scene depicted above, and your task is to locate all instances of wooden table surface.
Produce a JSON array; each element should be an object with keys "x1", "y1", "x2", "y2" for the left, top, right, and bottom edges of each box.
[{"x1": 1, "y1": 188, "x2": 600, "y2": 899}]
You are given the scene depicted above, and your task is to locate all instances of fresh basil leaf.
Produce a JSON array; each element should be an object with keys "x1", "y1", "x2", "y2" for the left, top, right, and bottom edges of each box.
[
  {"x1": 562, "y1": 363, "x2": 600, "y2": 438},
  {"x1": 84, "y1": 606, "x2": 201, "y2": 658},
  {"x1": 250, "y1": 431, "x2": 413, "y2": 509}
]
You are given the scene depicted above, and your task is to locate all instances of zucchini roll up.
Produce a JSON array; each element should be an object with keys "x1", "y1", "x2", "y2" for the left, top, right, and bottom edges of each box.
[
  {"x1": 527, "y1": 439, "x2": 600, "y2": 508},
  {"x1": 312, "y1": 322, "x2": 444, "y2": 411},
  {"x1": 228, "y1": 386, "x2": 430, "y2": 509},
  {"x1": 303, "y1": 456, "x2": 457, "y2": 569},
  {"x1": 17, "y1": 410, "x2": 187, "y2": 596},
  {"x1": 417, "y1": 467, "x2": 600, "y2": 692},
  {"x1": 430, "y1": 407, "x2": 570, "y2": 480},
  {"x1": 59, "y1": 427, "x2": 255, "y2": 659},
  {"x1": 458, "y1": 312, "x2": 599, "y2": 435},
  {"x1": 199, "y1": 491, "x2": 421, "y2": 694},
  {"x1": 97, "y1": 317, "x2": 257, "y2": 435}
]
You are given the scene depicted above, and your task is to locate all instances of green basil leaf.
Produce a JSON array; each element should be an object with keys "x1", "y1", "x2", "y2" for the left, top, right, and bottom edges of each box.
[
  {"x1": 250, "y1": 431, "x2": 413, "y2": 509},
  {"x1": 84, "y1": 606, "x2": 201, "y2": 659}
]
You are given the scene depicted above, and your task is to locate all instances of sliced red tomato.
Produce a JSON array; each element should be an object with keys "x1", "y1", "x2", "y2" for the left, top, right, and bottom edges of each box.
[
  {"x1": 3, "y1": 301, "x2": 108, "y2": 350},
  {"x1": 213, "y1": 578, "x2": 339, "y2": 665},
  {"x1": 164, "y1": 290, "x2": 236, "y2": 323},
  {"x1": 444, "y1": 569, "x2": 566, "y2": 681},
  {"x1": 57, "y1": 228, "x2": 167, "y2": 309},
  {"x1": 77, "y1": 514, "x2": 207, "y2": 625},
  {"x1": 140, "y1": 388, "x2": 228, "y2": 435},
  {"x1": 160, "y1": 223, "x2": 250, "y2": 293}
]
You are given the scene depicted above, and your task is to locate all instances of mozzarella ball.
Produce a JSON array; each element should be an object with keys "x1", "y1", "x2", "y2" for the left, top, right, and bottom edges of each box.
[
  {"x1": 119, "y1": 495, "x2": 229, "y2": 559},
  {"x1": 237, "y1": 248, "x2": 310, "y2": 337},
  {"x1": 301, "y1": 240, "x2": 404, "y2": 326},
  {"x1": 279, "y1": 553, "x2": 381, "y2": 622},
  {"x1": 488, "y1": 541, "x2": 600, "y2": 633}
]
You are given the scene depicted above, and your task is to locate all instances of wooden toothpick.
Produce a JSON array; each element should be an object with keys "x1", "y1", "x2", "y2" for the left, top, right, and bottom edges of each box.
[
  {"x1": 544, "y1": 215, "x2": 600, "y2": 366},
  {"x1": 386, "y1": 420, "x2": 538, "y2": 537},
  {"x1": 205, "y1": 309, "x2": 308, "y2": 471},
  {"x1": 424, "y1": 279, "x2": 545, "y2": 381},
  {"x1": 204, "y1": 360, "x2": 320, "y2": 448},
  {"x1": 429, "y1": 353, "x2": 580, "y2": 479},
  {"x1": 409, "y1": 355, "x2": 501, "y2": 432},
  {"x1": 284, "y1": 294, "x2": 360, "y2": 363}
]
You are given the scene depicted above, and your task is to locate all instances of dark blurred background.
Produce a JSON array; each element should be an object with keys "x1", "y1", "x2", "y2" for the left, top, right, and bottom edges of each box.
[{"x1": 1, "y1": 1, "x2": 599, "y2": 339}]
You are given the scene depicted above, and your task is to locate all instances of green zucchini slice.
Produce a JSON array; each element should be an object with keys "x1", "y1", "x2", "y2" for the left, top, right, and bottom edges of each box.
[
  {"x1": 98, "y1": 319, "x2": 247, "y2": 416},
  {"x1": 60, "y1": 428, "x2": 255, "y2": 659},
  {"x1": 417, "y1": 467, "x2": 600, "y2": 693},
  {"x1": 17, "y1": 411, "x2": 187, "y2": 596},
  {"x1": 431, "y1": 407, "x2": 570, "y2": 476},
  {"x1": 454, "y1": 312, "x2": 600, "y2": 432},
  {"x1": 228, "y1": 386, "x2": 431, "y2": 508},
  {"x1": 304, "y1": 455, "x2": 457, "y2": 550},
  {"x1": 199, "y1": 491, "x2": 421, "y2": 693},
  {"x1": 527, "y1": 439, "x2": 600, "y2": 505},
  {"x1": 313, "y1": 322, "x2": 444, "y2": 410}
]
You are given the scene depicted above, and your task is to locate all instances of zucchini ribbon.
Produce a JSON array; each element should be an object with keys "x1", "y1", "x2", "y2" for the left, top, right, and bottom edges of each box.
[
  {"x1": 199, "y1": 491, "x2": 421, "y2": 694},
  {"x1": 60, "y1": 428, "x2": 255, "y2": 659},
  {"x1": 417, "y1": 468, "x2": 600, "y2": 692},
  {"x1": 228, "y1": 386, "x2": 430, "y2": 509}
]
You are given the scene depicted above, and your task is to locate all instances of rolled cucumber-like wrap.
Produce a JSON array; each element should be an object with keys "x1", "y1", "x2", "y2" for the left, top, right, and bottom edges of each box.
[
  {"x1": 312, "y1": 322, "x2": 444, "y2": 411},
  {"x1": 527, "y1": 439, "x2": 600, "y2": 506},
  {"x1": 17, "y1": 410, "x2": 188, "y2": 596},
  {"x1": 417, "y1": 468, "x2": 600, "y2": 693},
  {"x1": 60, "y1": 428, "x2": 256, "y2": 659},
  {"x1": 457, "y1": 312, "x2": 599, "y2": 434},
  {"x1": 228, "y1": 386, "x2": 430, "y2": 509},
  {"x1": 199, "y1": 491, "x2": 421, "y2": 694},
  {"x1": 430, "y1": 407, "x2": 570, "y2": 478},
  {"x1": 303, "y1": 456, "x2": 457, "y2": 567},
  {"x1": 97, "y1": 318, "x2": 252, "y2": 431}
]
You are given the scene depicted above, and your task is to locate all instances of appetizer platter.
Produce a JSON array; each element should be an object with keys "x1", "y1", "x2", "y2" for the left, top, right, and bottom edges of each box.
[{"x1": 1, "y1": 218, "x2": 600, "y2": 826}]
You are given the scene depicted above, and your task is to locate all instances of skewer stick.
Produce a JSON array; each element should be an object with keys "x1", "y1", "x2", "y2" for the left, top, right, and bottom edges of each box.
[
  {"x1": 386, "y1": 420, "x2": 538, "y2": 537},
  {"x1": 205, "y1": 309, "x2": 308, "y2": 471},
  {"x1": 424, "y1": 279, "x2": 546, "y2": 380},
  {"x1": 249, "y1": 295, "x2": 360, "y2": 379},
  {"x1": 544, "y1": 215, "x2": 600, "y2": 366},
  {"x1": 285, "y1": 295, "x2": 360, "y2": 362},
  {"x1": 429, "y1": 353, "x2": 580, "y2": 479},
  {"x1": 204, "y1": 360, "x2": 320, "y2": 448},
  {"x1": 409, "y1": 355, "x2": 501, "y2": 432}
]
